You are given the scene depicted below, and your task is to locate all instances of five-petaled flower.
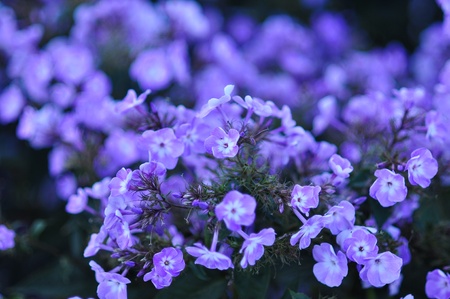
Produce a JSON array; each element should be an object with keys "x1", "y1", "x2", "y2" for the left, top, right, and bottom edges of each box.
[{"x1": 204, "y1": 127, "x2": 240, "y2": 159}]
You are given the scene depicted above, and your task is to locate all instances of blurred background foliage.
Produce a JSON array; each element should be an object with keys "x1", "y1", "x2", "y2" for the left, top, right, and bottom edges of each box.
[{"x1": 0, "y1": 0, "x2": 446, "y2": 298}]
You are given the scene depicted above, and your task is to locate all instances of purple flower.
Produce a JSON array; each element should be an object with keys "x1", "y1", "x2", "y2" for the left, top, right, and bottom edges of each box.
[
  {"x1": 66, "y1": 188, "x2": 88, "y2": 214},
  {"x1": 109, "y1": 168, "x2": 133, "y2": 197},
  {"x1": 175, "y1": 121, "x2": 211, "y2": 156},
  {"x1": 141, "y1": 128, "x2": 184, "y2": 170},
  {"x1": 89, "y1": 261, "x2": 130, "y2": 299},
  {"x1": 0, "y1": 84, "x2": 25, "y2": 124},
  {"x1": 232, "y1": 95, "x2": 273, "y2": 117},
  {"x1": 359, "y1": 251, "x2": 403, "y2": 287},
  {"x1": 185, "y1": 242, "x2": 234, "y2": 270},
  {"x1": 130, "y1": 161, "x2": 166, "y2": 190},
  {"x1": 290, "y1": 215, "x2": 325, "y2": 250},
  {"x1": 329, "y1": 154, "x2": 353, "y2": 178},
  {"x1": 290, "y1": 184, "x2": 320, "y2": 216},
  {"x1": 342, "y1": 229, "x2": 378, "y2": 264},
  {"x1": 425, "y1": 269, "x2": 450, "y2": 299},
  {"x1": 369, "y1": 169, "x2": 408, "y2": 207},
  {"x1": 97, "y1": 272, "x2": 130, "y2": 299},
  {"x1": 197, "y1": 85, "x2": 234, "y2": 118},
  {"x1": 323, "y1": 201, "x2": 355, "y2": 235},
  {"x1": 215, "y1": 190, "x2": 256, "y2": 231},
  {"x1": 143, "y1": 268, "x2": 173, "y2": 289},
  {"x1": 312, "y1": 243, "x2": 348, "y2": 287},
  {"x1": 115, "y1": 89, "x2": 151, "y2": 114},
  {"x1": 406, "y1": 148, "x2": 438, "y2": 188},
  {"x1": 312, "y1": 95, "x2": 337, "y2": 136},
  {"x1": 130, "y1": 48, "x2": 172, "y2": 91},
  {"x1": 204, "y1": 127, "x2": 240, "y2": 159},
  {"x1": 238, "y1": 228, "x2": 276, "y2": 268},
  {"x1": 103, "y1": 210, "x2": 135, "y2": 250},
  {"x1": 153, "y1": 247, "x2": 185, "y2": 277},
  {"x1": 0, "y1": 225, "x2": 15, "y2": 250}
]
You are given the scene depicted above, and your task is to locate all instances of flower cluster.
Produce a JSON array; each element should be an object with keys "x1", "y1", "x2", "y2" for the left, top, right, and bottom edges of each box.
[{"x1": 1, "y1": 1, "x2": 449, "y2": 299}]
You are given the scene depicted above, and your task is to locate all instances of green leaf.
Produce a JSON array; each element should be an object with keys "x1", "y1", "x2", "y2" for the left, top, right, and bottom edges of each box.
[
  {"x1": 155, "y1": 267, "x2": 227, "y2": 299},
  {"x1": 234, "y1": 268, "x2": 271, "y2": 299}
]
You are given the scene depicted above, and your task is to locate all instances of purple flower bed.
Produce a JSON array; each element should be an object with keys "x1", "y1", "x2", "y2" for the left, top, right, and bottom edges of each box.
[{"x1": 0, "y1": 1, "x2": 450, "y2": 298}]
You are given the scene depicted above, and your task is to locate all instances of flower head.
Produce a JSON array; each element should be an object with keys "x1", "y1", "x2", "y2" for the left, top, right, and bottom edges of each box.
[
  {"x1": 359, "y1": 251, "x2": 403, "y2": 287},
  {"x1": 290, "y1": 184, "x2": 321, "y2": 216},
  {"x1": 185, "y1": 242, "x2": 234, "y2": 270},
  {"x1": 312, "y1": 242, "x2": 348, "y2": 287},
  {"x1": 204, "y1": 127, "x2": 240, "y2": 159},
  {"x1": 425, "y1": 269, "x2": 450, "y2": 299},
  {"x1": 0, "y1": 225, "x2": 15, "y2": 250},
  {"x1": 239, "y1": 228, "x2": 276, "y2": 268},
  {"x1": 406, "y1": 148, "x2": 438, "y2": 188},
  {"x1": 369, "y1": 169, "x2": 407, "y2": 207},
  {"x1": 329, "y1": 154, "x2": 353, "y2": 178},
  {"x1": 215, "y1": 190, "x2": 256, "y2": 231}
]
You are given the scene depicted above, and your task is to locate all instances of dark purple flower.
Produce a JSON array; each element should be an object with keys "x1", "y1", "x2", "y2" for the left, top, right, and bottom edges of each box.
[
  {"x1": 312, "y1": 242, "x2": 348, "y2": 287},
  {"x1": 239, "y1": 228, "x2": 276, "y2": 268},
  {"x1": 359, "y1": 251, "x2": 403, "y2": 287},
  {"x1": 329, "y1": 154, "x2": 353, "y2": 178},
  {"x1": 406, "y1": 148, "x2": 438, "y2": 188},
  {"x1": 290, "y1": 184, "x2": 320, "y2": 216},
  {"x1": 153, "y1": 247, "x2": 185, "y2": 277},
  {"x1": 0, "y1": 225, "x2": 15, "y2": 250},
  {"x1": 215, "y1": 190, "x2": 256, "y2": 231},
  {"x1": 425, "y1": 269, "x2": 450, "y2": 299},
  {"x1": 204, "y1": 127, "x2": 240, "y2": 159},
  {"x1": 369, "y1": 169, "x2": 407, "y2": 207},
  {"x1": 141, "y1": 128, "x2": 184, "y2": 170}
]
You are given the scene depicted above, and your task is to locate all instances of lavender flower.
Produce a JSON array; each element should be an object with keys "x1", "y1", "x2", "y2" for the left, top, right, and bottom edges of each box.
[
  {"x1": 153, "y1": 247, "x2": 185, "y2": 277},
  {"x1": 197, "y1": 85, "x2": 234, "y2": 118},
  {"x1": 141, "y1": 128, "x2": 184, "y2": 170},
  {"x1": 406, "y1": 148, "x2": 438, "y2": 188},
  {"x1": 66, "y1": 188, "x2": 88, "y2": 214},
  {"x1": 322, "y1": 201, "x2": 355, "y2": 235},
  {"x1": 342, "y1": 229, "x2": 378, "y2": 264},
  {"x1": 369, "y1": 169, "x2": 408, "y2": 207},
  {"x1": 329, "y1": 154, "x2": 353, "y2": 178},
  {"x1": 238, "y1": 228, "x2": 276, "y2": 268},
  {"x1": 185, "y1": 242, "x2": 234, "y2": 270},
  {"x1": 109, "y1": 168, "x2": 133, "y2": 197},
  {"x1": 115, "y1": 89, "x2": 151, "y2": 114},
  {"x1": 290, "y1": 184, "x2": 321, "y2": 217},
  {"x1": 312, "y1": 242, "x2": 348, "y2": 287},
  {"x1": 204, "y1": 127, "x2": 240, "y2": 159},
  {"x1": 215, "y1": 190, "x2": 256, "y2": 231},
  {"x1": 359, "y1": 251, "x2": 403, "y2": 287},
  {"x1": 290, "y1": 215, "x2": 325, "y2": 249},
  {"x1": 425, "y1": 269, "x2": 450, "y2": 299},
  {"x1": 143, "y1": 268, "x2": 173, "y2": 289},
  {"x1": 0, "y1": 225, "x2": 15, "y2": 250}
]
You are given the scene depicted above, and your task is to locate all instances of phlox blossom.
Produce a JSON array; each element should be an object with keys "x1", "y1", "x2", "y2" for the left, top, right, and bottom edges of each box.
[
  {"x1": 359, "y1": 251, "x2": 403, "y2": 287},
  {"x1": 204, "y1": 127, "x2": 240, "y2": 159},
  {"x1": 239, "y1": 228, "x2": 276, "y2": 268},
  {"x1": 406, "y1": 148, "x2": 438, "y2": 188},
  {"x1": 425, "y1": 269, "x2": 450, "y2": 299},
  {"x1": 290, "y1": 184, "x2": 320, "y2": 216},
  {"x1": 215, "y1": 190, "x2": 256, "y2": 231},
  {"x1": 312, "y1": 242, "x2": 348, "y2": 287},
  {"x1": 369, "y1": 169, "x2": 407, "y2": 207}
]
